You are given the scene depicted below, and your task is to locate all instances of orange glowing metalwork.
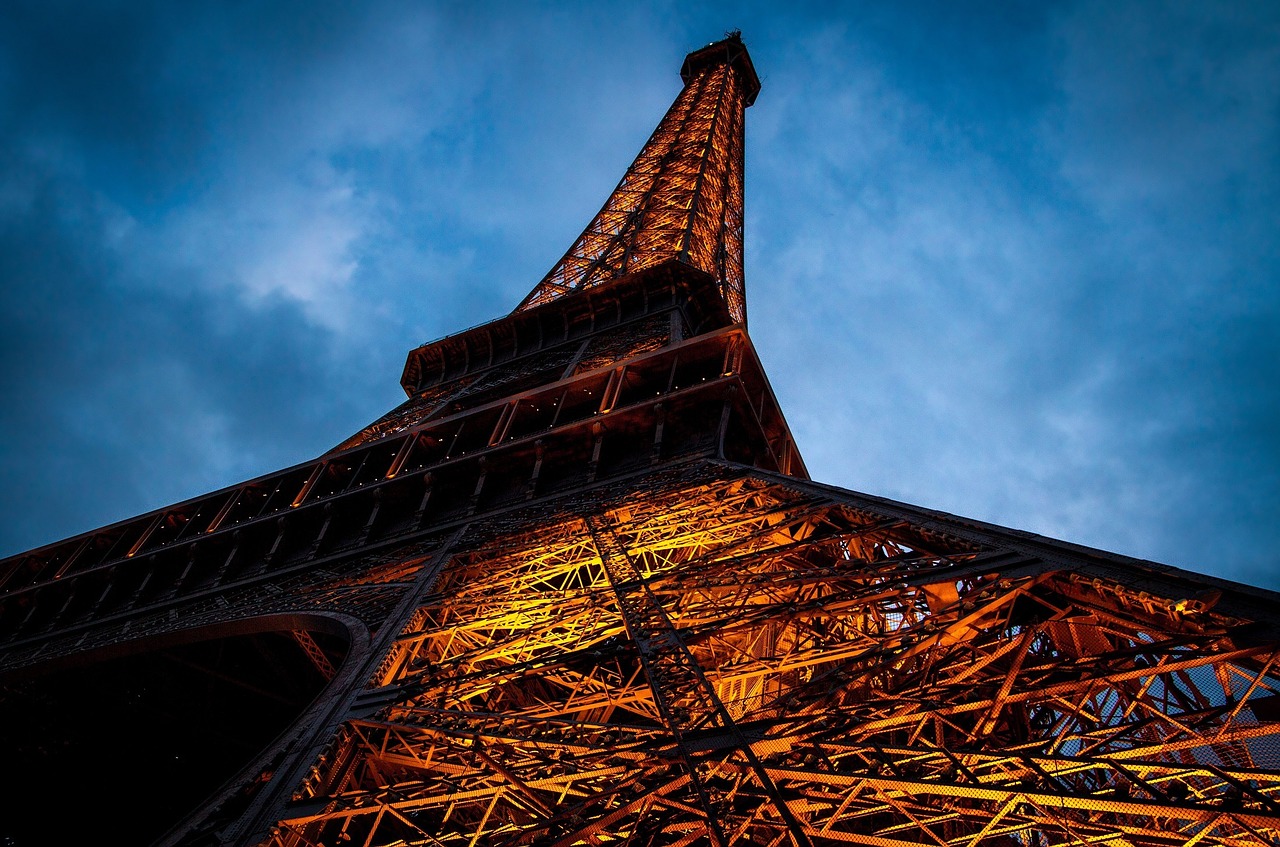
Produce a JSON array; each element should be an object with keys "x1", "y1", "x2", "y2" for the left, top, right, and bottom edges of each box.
[
  {"x1": 1, "y1": 33, "x2": 1276, "y2": 847},
  {"x1": 517, "y1": 34, "x2": 757, "y2": 324},
  {"x1": 267, "y1": 476, "x2": 1280, "y2": 847}
]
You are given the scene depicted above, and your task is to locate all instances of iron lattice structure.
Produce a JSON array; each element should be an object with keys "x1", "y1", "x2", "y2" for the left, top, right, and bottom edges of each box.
[
  {"x1": 516, "y1": 37, "x2": 755, "y2": 323},
  {"x1": 3, "y1": 33, "x2": 1280, "y2": 847}
]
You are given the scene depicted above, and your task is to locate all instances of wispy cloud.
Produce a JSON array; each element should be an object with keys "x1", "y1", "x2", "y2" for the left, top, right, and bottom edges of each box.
[{"x1": 0, "y1": 2, "x2": 1275, "y2": 591}]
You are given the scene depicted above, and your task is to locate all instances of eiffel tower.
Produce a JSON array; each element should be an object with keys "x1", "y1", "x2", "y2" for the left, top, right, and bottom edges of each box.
[{"x1": 3, "y1": 33, "x2": 1279, "y2": 847}]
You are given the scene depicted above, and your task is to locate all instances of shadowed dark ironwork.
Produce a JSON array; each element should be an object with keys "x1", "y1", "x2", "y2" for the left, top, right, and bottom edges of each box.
[{"x1": 2, "y1": 33, "x2": 1278, "y2": 847}]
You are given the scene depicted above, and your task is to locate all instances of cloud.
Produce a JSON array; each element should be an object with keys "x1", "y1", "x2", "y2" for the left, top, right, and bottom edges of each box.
[
  {"x1": 0, "y1": 2, "x2": 1275, "y2": 593},
  {"x1": 742, "y1": 4, "x2": 1280, "y2": 588},
  {"x1": 0, "y1": 156, "x2": 356, "y2": 548}
]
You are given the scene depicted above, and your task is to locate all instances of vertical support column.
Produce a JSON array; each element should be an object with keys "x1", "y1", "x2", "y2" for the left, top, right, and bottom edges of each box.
[
  {"x1": 385, "y1": 434, "x2": 418, "y2": 480},
  {"x1": 587, "y1": 423, "x2": 605, "y2": 483},
  {"x1": 585, "y1": 514, "x2": 812, "y2": 847},
  {"x1": 413, "y1": 473, "x2": 434, "y2": 526},
  {"x1": 651, "y1": 403, "x2": 666, "y2": 464},
  {"x1": 716, "y1": 384, "x2": 737, "y2": 459},
  {"x1": 527, "y1": 439, "x2": 545, "y2": 498},
  {"x1": 357, "y1": 489, "x2": 383, "y2": 546},
  {"x1": 598, "y1": 366, "x2": 626, "y2": 414},
  {"x1": 292, "y1": 464, "x2": 326, "y2": 508}
]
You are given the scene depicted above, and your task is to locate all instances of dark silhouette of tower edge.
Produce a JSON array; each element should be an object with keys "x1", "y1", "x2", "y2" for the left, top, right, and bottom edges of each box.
[{"x1": 3, "y1": 33, "x2": 1279, "y2": 847}]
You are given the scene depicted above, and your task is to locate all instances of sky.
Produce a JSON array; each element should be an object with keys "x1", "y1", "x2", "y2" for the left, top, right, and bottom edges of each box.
[{"x1": 0, "y1": 1, "x2": 1276, "y2": 591}]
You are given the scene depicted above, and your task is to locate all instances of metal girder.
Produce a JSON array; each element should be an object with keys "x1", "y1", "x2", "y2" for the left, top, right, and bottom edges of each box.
[
  {"x1": 4, "y1": 32, "x2": 1278, "y2": 847},
  {"x1": 260, "y1": 475, "x2": 1280, "y2": 847},
  {"x1": 517, "y1": 35, "x2": 750, "y2": 322}
]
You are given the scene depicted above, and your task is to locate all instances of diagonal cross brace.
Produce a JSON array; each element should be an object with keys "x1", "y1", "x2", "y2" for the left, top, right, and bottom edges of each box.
[{"x1": 585, "y1": 513, "x2": 814, "y2": 847}]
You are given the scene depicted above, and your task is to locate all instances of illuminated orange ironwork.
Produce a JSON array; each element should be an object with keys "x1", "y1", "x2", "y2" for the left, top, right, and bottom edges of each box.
[
  {"x1": 264, "y1": 476, "x2": 1280, "y2": 847},
  {"x1": 1, "y1": 33, "x2": 1278, "y2": 847},
  {"x1": 517, "y1": 34, "x2": 757, "y2": 324}
]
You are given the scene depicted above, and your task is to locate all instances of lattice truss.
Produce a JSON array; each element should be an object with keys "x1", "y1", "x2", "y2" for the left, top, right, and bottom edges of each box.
[
  {"x1": 336, "y1": 315, "x2": 672, "y2": 452},
  {"x1": 517, "y1": 53, "x2": 747, "y2": 322},
  {"x1": 267, "y1": 475, "x2": 1280, "y2": 847}
]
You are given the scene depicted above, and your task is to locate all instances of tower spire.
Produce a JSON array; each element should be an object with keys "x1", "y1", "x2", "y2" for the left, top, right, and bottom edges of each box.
[
  {"x1": 516, "y1": 33, "x2": 759, "y2": 323},
  {"x1": 5, "y1": 34, "x2": 1279, "y2": 847}
]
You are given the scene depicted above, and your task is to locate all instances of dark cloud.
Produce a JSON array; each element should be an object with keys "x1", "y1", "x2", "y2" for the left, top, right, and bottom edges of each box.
[
  {"x1": 0, "y1": 3, "x2": 1276, "y2": 594},
  {"x1": 0, "y1": 150, "x2": 375, "y2": 552},
  {"x1": 747, "y1": 2, "x2": 1280, "y2": 589}
]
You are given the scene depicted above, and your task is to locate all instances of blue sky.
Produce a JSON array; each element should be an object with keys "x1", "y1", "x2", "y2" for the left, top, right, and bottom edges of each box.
[{"x1": 1, "y1": 2, "x2": 1276, "y2": 590}]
